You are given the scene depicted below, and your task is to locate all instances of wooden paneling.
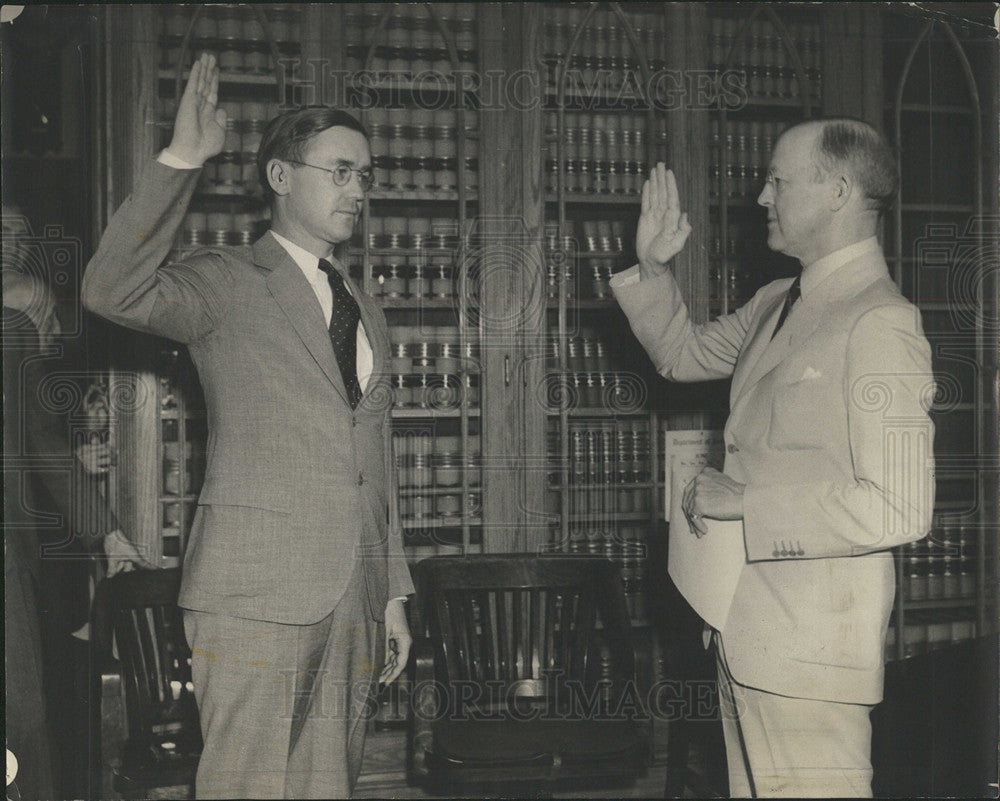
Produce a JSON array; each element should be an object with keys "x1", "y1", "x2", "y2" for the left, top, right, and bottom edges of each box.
[
  {"x1": 477, "y1": 3, "x2": 537, "y2": 552},
  {"x1": 103, "y1": 6, "x2": 162, "y2": 562},
  {"x1": 663, "y1": 4, "x2": 712, "y2": 325}
]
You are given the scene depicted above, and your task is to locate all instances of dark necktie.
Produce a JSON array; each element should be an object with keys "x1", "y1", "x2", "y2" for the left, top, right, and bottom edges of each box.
[
  {"x1": 770, "y1": 275, "x2": 801, "y2": 341},
  {"x1": 318, "y1": 258, "x2": 363, "y2": 409}
]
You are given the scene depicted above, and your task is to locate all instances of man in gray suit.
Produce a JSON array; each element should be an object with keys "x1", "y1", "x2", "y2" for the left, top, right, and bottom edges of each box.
[{"x1": 82, "y1": 54, "x2": 414, "y2": 798}]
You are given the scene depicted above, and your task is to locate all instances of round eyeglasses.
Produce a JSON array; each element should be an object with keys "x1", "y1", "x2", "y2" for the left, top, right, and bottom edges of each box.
[{"x1": 284, "y1": 159, "x2": 376, "y2": 192}]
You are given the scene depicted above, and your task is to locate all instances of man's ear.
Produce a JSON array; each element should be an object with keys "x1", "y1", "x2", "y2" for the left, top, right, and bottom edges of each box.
[
  {"x1": 266, "y1": 159, "x2": 291, "y2": 197},
  {"x1": 830, "y1": 173, "x2": 852, "y2": 212}
]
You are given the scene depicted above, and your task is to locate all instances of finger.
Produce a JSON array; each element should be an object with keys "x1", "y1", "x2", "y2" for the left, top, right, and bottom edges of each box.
[
  {"x1": 652, "y1": 163, "x2": 665, "y2": 211},
  {"x1": 641, "y1": 176, "x2": 650, "y2": 215},
  {"x1": 682, "y1": 482, "x2": 695, "y2": 518},
  {"x1": 184, "y1": 57, "x2": 202, "y2": 101},
  {"x1": 379, "y1": 655, "x2": 400, "y2": 684},
  {"x1": 658, "y1": 163, "x2": 669, "y2": 206},
  {"x1": 666, "y1": 169, "x2": 679, "y2": 212},
  {"x1": 383, "y1": 660, "x2": 405, "y2": 685},
  {"x1": 206, "y1": 56, "x2": 219, "y2": 109},
  {"x1": 196, "y1": 53, "x2": 209, "y2": 98}
]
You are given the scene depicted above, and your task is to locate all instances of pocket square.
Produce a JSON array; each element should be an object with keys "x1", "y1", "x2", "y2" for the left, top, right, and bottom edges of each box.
[{"x1": 800, "y1": 366, "x2": 823, "y2": 381}]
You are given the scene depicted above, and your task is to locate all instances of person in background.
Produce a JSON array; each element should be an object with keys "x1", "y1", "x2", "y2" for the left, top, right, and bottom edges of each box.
[
  {"x1": 3, "y1": 224, "x2": 149, "y2": 800},
  {"x1": 613, "y1": 119, "x2": 934, "y2": 797},
  {"x1": 81, "y1": 54, "x2": 413, "y2": 799}
]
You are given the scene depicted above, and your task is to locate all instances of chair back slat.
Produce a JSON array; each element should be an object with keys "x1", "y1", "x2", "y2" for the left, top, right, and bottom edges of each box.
[
  {"x1": 495, "y1": 589, "x2": 512, "y2": 682},
  {"x1": 480, "y1": 590, "x2": 500, "y2": 683},
  {"x1": 92, "y1": 569, "x2": 201, "y2": 751},
  {"x1": 575, "y1": 588, "x2": 597, "y2": 681}
]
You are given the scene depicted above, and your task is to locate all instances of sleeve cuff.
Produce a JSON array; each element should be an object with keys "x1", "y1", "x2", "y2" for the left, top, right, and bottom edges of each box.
[
  {"x1": 609, "y1": 263, "x2": 642, "y2": 288},
  {"x1": 158, "y1": 149, "x2": 202, "y2": 170}
]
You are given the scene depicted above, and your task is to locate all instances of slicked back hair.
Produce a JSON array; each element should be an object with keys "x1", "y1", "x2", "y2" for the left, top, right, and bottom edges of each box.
[
  {"x1": 257, "y1": 107, "x2": 368, "y2": 203},
  {"x1": 809, "y1": 118, "x2": 899, "y2": 215}
]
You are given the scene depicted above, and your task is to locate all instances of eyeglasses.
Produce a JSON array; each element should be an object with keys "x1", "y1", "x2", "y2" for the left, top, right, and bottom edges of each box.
[{"x1": 284, "y1": 159, "x2": 376, "y2": 192}]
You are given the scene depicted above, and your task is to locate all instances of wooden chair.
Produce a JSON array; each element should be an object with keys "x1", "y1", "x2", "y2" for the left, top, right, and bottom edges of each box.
[
  {"x1": 407, "y1": 554, "x2": 650, "y2": 795},
  {"x1": 91, "y1": 568, "x2": 201, "y2": 799}
]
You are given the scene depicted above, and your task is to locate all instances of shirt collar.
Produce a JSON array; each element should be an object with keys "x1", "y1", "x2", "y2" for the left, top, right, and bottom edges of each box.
[
  {"x1": 800, "y1": 236, "x2": 880, "y2": 299},
  {"x1": 270, "y1": 230, "x2": 334, "y2": 281}
]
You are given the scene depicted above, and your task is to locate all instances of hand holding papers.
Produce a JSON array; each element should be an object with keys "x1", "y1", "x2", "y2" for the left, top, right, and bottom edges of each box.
[{"x1": 664, "y1": 430, "x2": 745, "y2": 631}]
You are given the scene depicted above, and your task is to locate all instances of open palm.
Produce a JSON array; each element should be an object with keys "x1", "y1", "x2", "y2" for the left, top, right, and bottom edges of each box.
[
  {"x1": 167, "y1": 53, "x2": 227, "y2": 166},
  {"x1": 635, "y1": 164, "x2": 692, "y2": 276}
]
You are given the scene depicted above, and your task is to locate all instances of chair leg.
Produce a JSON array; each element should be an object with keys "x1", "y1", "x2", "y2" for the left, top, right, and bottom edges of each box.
[{"x1": 664, "y1": 717, "x2": 691, "y2": 798}]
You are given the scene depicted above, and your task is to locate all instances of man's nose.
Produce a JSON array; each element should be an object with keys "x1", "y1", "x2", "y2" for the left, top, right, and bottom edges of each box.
[
  {"x1": 757, "y1": 183, "x2": 772, "y2": 207},
  {"x1": 347, "y1": 179, "x2": 365, "y2": 200}
]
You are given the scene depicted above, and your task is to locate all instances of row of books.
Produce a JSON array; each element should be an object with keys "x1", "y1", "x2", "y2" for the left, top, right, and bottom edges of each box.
[
  {"x1": 899, "y1": 529, "x2": 980, "y2": 602},
  {"x1": 707, "y1": 15, "x2": 823, "y2": 102},
  {"x1": 885, "y1": 613, "x2": 979, "y2": 661},
  {"x1": 549, "y1": 421, "x2": 654, "y2": 485}
]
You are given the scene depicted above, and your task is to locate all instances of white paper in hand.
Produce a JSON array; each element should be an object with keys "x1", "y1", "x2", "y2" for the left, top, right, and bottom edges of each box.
[{"x1": 666, "y1": 455, "x2": 745, "y2": 632}]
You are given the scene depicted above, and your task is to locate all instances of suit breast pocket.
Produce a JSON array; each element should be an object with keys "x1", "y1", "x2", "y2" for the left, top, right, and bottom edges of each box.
[{"x1": 767, "y1": 376, "x2": 837, "y2": 451}]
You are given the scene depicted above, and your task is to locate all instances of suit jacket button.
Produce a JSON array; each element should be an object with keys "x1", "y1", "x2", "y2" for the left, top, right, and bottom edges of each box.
[
  {"x1": 352, "y1": 417, "x2": 357, "y2": 427},
  {"x1": 358, "y1": 473, "x2": 364, "y2": 485},
  {"x1": 727, "y1": 443, "x2": 738, "y2": 454}
]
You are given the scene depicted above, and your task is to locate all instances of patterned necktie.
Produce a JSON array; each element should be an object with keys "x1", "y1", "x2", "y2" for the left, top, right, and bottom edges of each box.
[
  {"x1": 318, "y1": 258, "x2": 363, "y2": 409},
  {"x1": 770, "y1": 274, "x2": 801, "y2": 341}
]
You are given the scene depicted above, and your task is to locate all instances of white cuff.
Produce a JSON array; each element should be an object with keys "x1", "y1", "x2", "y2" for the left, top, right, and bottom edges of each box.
[
  {"x1": 158, "y1": 149, "x2": 202, "y2": 170},
  {"x1": 609, "y1": 264, "x2": 642, "y2": 288}
]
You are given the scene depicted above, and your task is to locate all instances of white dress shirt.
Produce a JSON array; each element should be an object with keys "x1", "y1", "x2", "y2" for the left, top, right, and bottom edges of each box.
[{"x1": 157, "y1": 149, "x2": 372, "y2": 392}]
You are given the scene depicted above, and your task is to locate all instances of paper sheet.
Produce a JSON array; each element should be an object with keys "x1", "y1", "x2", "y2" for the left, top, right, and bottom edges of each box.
[
  {"x1": 663, "y1": 430, "x2": 744, "y2": 631},
  {"x1": 662, "y1": 430, "x2": 724, "y2": 521}
]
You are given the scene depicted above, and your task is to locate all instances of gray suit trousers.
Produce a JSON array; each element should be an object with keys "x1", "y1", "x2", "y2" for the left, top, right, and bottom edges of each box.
[{"x1": 184, "y1": 563, "x2": 382, "y2": 798}]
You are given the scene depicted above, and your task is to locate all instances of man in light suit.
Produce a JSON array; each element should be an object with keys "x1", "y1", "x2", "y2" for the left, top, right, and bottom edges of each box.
[
  {"x1": 82, "y1": 55, "x2": 414, "y2": 798},
  {"x1": 612, "y1": 119, "x2": 934, "y2": 796}
]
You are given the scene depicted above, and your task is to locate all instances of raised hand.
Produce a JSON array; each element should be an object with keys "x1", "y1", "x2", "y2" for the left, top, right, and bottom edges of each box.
[
  {"x1": 166, "y1": 52, "x2": 227, "y2": 166},
  {"x1": 635, "y1": 163, "x2": 692, "y2": 279}
]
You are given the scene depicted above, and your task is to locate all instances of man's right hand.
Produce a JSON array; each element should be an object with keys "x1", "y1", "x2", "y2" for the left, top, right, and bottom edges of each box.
[
  {"x1": 635, "y1": 162, "x2": 692, "y2": 280},
  {"x1": 166, "y1": 52, "x2": 227, "y2": 167}
]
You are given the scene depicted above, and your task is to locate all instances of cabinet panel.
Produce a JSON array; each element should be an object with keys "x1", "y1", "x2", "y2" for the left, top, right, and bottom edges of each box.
[{"x1": 882, "y1": 7, "x2": 997, "y2": 657}]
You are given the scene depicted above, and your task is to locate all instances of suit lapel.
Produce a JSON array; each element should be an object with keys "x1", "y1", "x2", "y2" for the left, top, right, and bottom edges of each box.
[
  {"x1": 731, "y1": 282, "x2": 792, "y2": 402},
  {"x1": 253, "y1": 232, "x2": 350, "y2": 405},
  {"x1": 732, "y1": 251, "x2": 890, "y2": 404}
]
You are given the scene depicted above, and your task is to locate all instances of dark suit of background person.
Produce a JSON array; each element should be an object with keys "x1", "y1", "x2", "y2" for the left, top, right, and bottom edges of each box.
[
  {"x1": 612, "y1": 121, "x2": 934, "y2": 797},
  {"x1": 81, "y1": 55, "x2": 413, "y2": 799},
  {"x1": 3, "y1": 262, "x2": 145, "y2": 800},
  {"x1": 5, "y1": 306, "x2": 57, "y2": 801}
]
